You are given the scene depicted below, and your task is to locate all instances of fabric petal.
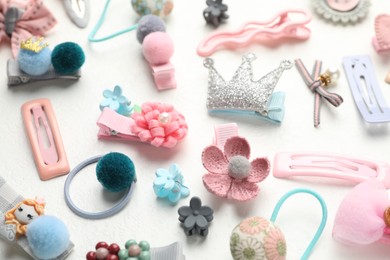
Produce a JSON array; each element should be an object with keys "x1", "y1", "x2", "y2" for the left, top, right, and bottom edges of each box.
[
  {"x1": 228, "y1": 180, "x2": 259, "y2": 201},
  {"x1": 224, "y1": 136, "x2": 250, "y2": 160},
  {"x1": 201, "y1": 145, "x2": 228, "y2": 174},
  {"x1": 202, "y1": 173, "x2": 232, "y2": 199},
  {"x1": 247, "y1": 157, "x2": 270, "y2": 183}
]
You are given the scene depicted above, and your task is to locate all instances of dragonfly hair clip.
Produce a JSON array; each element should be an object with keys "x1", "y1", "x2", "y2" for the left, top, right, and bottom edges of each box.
[{"x1": 203, "y1": 53, "x2": 293, "y2": 124}]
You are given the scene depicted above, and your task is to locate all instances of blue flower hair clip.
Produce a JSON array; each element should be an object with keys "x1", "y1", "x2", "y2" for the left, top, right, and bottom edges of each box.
[
  {"x1": 153, "y1": 164, "x2": 189, "y2": 204},
  {"x1": 100, "y1": 85, "x2": 133, "y2": 116}
]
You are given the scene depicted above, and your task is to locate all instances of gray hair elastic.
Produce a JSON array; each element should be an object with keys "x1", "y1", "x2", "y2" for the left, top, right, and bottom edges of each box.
[{"x1": 64, "y1": 155, "x2": 136, "y2": 219}]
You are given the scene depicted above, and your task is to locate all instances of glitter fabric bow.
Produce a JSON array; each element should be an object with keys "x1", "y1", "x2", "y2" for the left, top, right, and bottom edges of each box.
[
  {"x1": 202, "y1": 136, "x2": 270, "y2": 201},
  {"x1": 0, "y1": 0, "x2": 57, "y2": 57},
  {"x1": 333, "y1": 180, "x2": 390, "y2": 245}
]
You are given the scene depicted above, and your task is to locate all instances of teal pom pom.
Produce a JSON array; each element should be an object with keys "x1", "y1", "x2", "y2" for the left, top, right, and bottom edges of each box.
[
  {"x1": 18, "y1": 47, "x2": 51, "y2": 76},
  {"x1": 96, "y1": 152, "x2": 135, "y2": 192},
  {"x1": 26, "y1": 216, "x2": 70, "y2": 260},
  {"x1": 51, "y1": 42, "x2": 85, "y2": 74}
]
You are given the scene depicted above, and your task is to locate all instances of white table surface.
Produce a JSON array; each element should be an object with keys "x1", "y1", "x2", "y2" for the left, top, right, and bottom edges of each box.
[{"x1": 1, "y1": 0, "x2": 390, "y2": 259}]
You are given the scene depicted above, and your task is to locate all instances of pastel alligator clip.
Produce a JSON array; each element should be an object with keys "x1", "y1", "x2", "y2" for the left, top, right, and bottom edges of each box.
[
  {"x1": 197, "y1": 9, "x2": 311, "y2": 57},
  {"x1": 273, "y1": 152, "x2": 390, "y2": 188},
  {"x1": 8, "y1": 37, "x2": 85, "y2": 86},
  {"x1": 97, "y1": 101, "x2": 188, "y2": 149},
  {"x1": 333, "y1": 179, "x2": 390, "y2": 246}
]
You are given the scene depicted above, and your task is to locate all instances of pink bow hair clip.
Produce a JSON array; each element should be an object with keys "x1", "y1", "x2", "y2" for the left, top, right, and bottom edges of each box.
[
  {"x1": 201, "y1": 123, "x2": 270, "y2": 201},
  {"x1": 333, "y1": 179, "x2": 390, "y2": 246},
  {"x1": 0, "y1": 0, "x2": 57, "y2": 58},
  {"x1": 97, "y1": 102, "x2": 188, "y2": 148}
]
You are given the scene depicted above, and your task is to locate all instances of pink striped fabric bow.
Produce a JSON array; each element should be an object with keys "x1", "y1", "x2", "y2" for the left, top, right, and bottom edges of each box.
[{"x1": 0, "y1": 0, "x2": 57, "y2": 57}]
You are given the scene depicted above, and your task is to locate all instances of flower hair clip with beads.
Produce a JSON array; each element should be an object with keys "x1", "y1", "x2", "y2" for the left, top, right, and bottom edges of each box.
[
  {"x1": 97, "y1": 86, "x2": 188, "y2": 148},
  {"x1": 201, "y1": 123, "x2": 270, "y2": 201}
]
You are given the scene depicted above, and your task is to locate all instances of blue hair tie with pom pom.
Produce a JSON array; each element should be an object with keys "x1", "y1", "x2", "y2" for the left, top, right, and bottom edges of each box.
[{"x1": 64, "y1": 153, "x2": 137, "y2": 219}]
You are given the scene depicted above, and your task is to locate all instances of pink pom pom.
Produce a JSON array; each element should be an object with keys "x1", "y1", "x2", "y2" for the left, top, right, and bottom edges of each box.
[{"x1": 142, "y1": 32, "x2": 174, "y2": 65}]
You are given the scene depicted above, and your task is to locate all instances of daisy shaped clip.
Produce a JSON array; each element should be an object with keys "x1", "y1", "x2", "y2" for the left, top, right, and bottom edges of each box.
[
  {"x1": 202, "y1": 135, "x2": 270, "y2": 201},
  {"x1": 153, "y1": 164, "x2": 189, "y2": 204},
  {"x1": 100, "y1": 85, "x2": 133, "y2": 116},
  {"x1": 178, "y1": 197, "x2": 214, "y2": 236}
]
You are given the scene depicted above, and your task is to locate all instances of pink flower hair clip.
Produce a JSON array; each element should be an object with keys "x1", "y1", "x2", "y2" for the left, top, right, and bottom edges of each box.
[
  {"x1": 0, "y1": 0, "x2": 57, "y2": 58},
  {"x1": 201, "y1": 123, "x2": 270, "y2": 201},
  {"x1": 97, "y1": 94, "x2": 188, "y2": 148}
]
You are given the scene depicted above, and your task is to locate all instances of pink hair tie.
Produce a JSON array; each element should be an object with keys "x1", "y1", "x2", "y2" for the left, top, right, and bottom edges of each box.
[
  {"x1": 197, "y1": 9, "x2": 311, "y2": 57},
  {"x1": 273, "y1": 152, "x2": 390, "y2": 188},
  {"x1": 201, "y1": 123, "x2": 270, "y2": 201},
  {"x1": 333, "y1": 179, "x2": 390, "y2": 246},
  {"x1": 97, "y1": 102, "x2": 188, "y2": 149}
]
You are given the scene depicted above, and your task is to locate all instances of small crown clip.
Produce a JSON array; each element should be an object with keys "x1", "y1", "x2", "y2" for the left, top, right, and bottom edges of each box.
[{"x1": 20, "y1": 37, "x2": 48, "y2": 53}]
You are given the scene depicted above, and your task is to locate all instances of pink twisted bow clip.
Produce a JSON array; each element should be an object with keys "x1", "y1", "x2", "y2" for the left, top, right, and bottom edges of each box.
[
  {"x1": 0, "y1": 0, "x2": 57, "y2": 57},
  {"x1": 333, "y1": 180, "x2": 390, "y2": 245},
  {"x1": 201, "y1": 123, "x2": 270, "y2": 201}
]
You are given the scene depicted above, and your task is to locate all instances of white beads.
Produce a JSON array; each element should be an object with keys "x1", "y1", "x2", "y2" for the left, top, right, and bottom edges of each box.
[{"x1": 158, "y1": 112, "x2": 171, "y2": 125}]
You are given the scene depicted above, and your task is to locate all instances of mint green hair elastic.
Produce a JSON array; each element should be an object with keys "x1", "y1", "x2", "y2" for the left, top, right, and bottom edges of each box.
[
  {"x1": 88, "y1": 0, "x2": 171, "y2": 43},
  {"x1": 270, "y1": 188, "x2": 328, "y2": 260}
]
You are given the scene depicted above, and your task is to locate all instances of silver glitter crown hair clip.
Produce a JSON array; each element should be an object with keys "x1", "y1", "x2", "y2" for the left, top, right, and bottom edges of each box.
[{"x1": 203, "y1": 53, "x2": 293, "y2": 124}]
